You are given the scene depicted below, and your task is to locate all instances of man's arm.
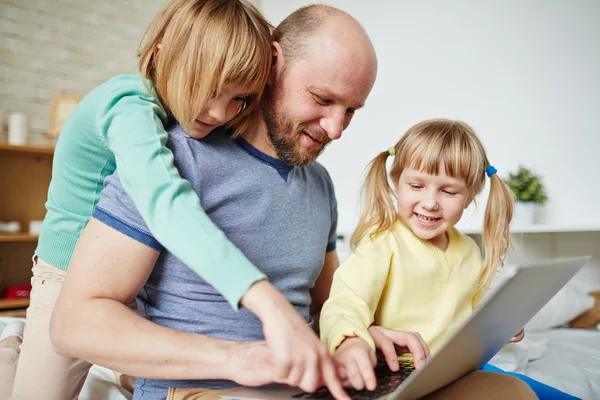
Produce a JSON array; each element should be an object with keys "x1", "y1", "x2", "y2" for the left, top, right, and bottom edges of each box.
[
  {"x1": 50, "y1": 218, "x2": 275, "y2": 384},
  {"x1": 310, "y1": 250, "x2": 340, "y2": 326},
  {"x1": 311, "y1": 250, "x2": 340, "y2": 315}
]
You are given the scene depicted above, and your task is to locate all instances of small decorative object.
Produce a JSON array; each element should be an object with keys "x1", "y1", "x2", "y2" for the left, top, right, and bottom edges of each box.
[
  {"x1": 4, "y1": 284, "x2": 32, "y2": 300},
  {"x1": 47, "y1": 91, "x2": 82, "y2": 138},
  {"x1": 0, "y1": 221, "x2": 21, "y2": 233},
  {"x1": 8, "y1": 112, "x2": 28, "y2": 145},
  {"x1": 29, "y1": 220, "x2": 43, "y2": 236},
  {"x1": 505, "y1": 166, "x2": 548, "y2": 225}
]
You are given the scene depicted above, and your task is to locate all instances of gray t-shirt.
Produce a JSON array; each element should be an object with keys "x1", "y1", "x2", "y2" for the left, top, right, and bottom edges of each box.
[{"x1": 93, "y1": 125, "x2": 337, "y2": 399}]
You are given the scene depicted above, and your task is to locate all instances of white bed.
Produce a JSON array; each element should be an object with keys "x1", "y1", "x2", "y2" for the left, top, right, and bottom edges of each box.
[
  {"x1": 524, "y1": 329, "x2": 600, "y2": 400},
  {"x1": 489, "y1": 328, "x2": 600, "y2": 400}
]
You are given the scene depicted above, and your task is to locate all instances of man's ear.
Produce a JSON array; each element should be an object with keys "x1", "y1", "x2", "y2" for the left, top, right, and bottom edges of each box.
[{"x1": 268, "y1": 41, "x2": 285, "y2": 86}]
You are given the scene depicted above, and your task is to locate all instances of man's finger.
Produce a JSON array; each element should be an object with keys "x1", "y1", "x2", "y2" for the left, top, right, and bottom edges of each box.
[
  {"x1": 275, "y1": 357, "x2": 293, "y2": 383},
  {"x1": 297, "y1": 354, "x2": 320, "y2": 393},
  {"x1": 286, "y1": 357, "x2": 303, "y2": 387}
]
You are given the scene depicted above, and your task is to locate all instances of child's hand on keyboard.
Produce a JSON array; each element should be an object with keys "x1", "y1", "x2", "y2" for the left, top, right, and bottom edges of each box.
[
  {"x1": 368, "y1": 326, "x2": 430, "y2": 370},
  {"x1": 333, "y1": 337, "x2": 378, "y2": 391}
]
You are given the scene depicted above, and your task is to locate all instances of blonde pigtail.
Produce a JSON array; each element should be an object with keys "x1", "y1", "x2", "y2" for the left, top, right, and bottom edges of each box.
[
  {"x1": 479, "y1": 173, "x2": 515, "y2": 293},
  {"x1": 351, "y1": 150, "x2": 398, "y2": 248}
]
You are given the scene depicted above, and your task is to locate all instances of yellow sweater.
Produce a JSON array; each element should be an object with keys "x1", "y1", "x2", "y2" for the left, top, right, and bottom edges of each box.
[{"x1": 320, "y1": 221, "x2": 482, "y2": 355}]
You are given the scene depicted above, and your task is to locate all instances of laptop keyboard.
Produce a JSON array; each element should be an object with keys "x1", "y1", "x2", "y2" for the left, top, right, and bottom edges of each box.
[{"x1": 292, "y1": 360, "x2": 415, "y2": 400}]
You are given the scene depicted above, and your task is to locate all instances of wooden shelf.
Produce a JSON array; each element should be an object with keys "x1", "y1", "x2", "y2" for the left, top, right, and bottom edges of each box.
[
  {"x1": 0, "y1": 298, "x2": 29, "y2": 310},
  {"x1": 0, "y1": 142, "x2": 54, "y2": 155},
  {"x1": 0, "y1": 234, "x2": 39, "y2": 242}
]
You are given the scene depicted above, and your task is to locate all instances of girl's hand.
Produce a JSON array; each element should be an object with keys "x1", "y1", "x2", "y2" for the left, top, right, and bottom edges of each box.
[
  {"x1": 509, "y1": 328, "x2": 525, "y2": 343},
  {"x1": 368, "y1": 326, "x2": 430, "y2": 370},
  {"x1": 333, "y1": 337, "x2": 378, "y2": 391}
]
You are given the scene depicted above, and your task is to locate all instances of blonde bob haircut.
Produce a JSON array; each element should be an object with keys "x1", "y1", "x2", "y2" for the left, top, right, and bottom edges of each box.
[
  {"x1": 352, "y1": 119, "x2": 515, "y2": 296},
  {"x1": 138, "y1": 0, "x2": 272, "y2": 136}
]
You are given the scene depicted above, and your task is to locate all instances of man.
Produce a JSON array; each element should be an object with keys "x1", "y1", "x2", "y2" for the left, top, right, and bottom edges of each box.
[{"x1": 51, "y1": 5, "x2": 535, "y2": 400}]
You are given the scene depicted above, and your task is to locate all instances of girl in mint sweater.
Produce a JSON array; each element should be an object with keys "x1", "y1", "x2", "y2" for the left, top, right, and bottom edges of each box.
[{"x1": 0, "y1": 1, "x2": 340, "y2": 399}]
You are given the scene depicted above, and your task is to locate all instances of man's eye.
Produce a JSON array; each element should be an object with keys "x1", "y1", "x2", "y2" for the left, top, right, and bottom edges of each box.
[
  {"x1": 346, "y1": 108, "x2": 356, "y2": 115},
  {"x1": 313, "y1": 95, "x2": 329, "y2": 105}
]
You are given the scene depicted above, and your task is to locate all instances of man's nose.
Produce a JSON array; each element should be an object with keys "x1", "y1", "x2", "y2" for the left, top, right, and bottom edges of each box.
[{"x1": 319, "y1": 109, "x2": 346, "y2": 141}]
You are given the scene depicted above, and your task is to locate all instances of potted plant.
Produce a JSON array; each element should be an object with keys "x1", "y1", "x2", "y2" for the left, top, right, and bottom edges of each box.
[{"x1": 505, "y1": 166, "x2": 548, "y2": 225}]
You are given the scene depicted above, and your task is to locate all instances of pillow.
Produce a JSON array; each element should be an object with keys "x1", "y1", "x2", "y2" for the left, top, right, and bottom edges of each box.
[
  {"x1": 569, "y1": 291, "x2": 600, "y2": 329},
  {"x1": 525, "y1": 284, "x2": 595, "y2": 331}
]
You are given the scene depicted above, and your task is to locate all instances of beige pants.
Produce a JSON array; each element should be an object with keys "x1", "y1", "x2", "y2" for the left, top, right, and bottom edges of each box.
[
  {"x1": 0, "y1": 256, "x2": 93, "y2": 400},
  {"x1": 167, "y1": 371, "x2": 538, "y2": 400}
]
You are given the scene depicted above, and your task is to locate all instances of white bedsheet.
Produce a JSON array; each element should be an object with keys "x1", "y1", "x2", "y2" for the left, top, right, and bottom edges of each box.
[{"x1": 524, "y1": 329, "x2": 600, "y2": 400}]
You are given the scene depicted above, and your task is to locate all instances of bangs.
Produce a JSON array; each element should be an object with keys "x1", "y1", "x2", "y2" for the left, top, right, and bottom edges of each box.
[
  {"x1": 203, "y1": 2, "x2": 272, "y2": 98},
  {"x1": 399, "y1": 120, "x2": 486, "y2": 189},
  {"x1": 149, "y1": 0, "x2": 272, "y2": 132},
  {"x1": 218, "y1": 23, "x2": 272, "y2": 96}
]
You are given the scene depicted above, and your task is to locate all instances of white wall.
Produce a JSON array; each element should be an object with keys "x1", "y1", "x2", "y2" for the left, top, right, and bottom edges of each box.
[
  {"x1": 260, "y1": 0, "x2": 600, "y2": 235},
  {"x1": 0, "y1": 0, "x2": 165, "y2": 138}
]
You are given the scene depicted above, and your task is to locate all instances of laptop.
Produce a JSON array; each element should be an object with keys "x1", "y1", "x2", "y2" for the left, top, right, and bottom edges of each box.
[{"x1": 222, "y1": 256, "x2": 590, "y2": 400}]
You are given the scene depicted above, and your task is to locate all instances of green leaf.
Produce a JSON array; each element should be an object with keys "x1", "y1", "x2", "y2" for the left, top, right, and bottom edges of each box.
[{"x1": 503, "y1": 166, "x2": 548, "y2": 205}]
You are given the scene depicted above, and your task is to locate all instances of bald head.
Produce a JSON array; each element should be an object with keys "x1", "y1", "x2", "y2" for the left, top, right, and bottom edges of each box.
[{"x1": 273, "y1": 5, "x2": 377, "y2": 80}]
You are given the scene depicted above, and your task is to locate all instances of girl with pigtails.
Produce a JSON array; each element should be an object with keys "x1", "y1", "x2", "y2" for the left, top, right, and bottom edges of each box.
[{"x1": 320, "y1": 119, "x2": 577, "y2": 399}]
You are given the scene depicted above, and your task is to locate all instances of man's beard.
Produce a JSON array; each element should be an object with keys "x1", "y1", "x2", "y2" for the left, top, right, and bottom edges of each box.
[{"x1": 262, "y1": 83, "x2": 331, "y2": 167}]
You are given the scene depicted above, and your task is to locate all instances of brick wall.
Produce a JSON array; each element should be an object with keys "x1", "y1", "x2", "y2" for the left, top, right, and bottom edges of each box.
[{"x1": 0, "y1": 0, "x2": 166, "y2": 139}]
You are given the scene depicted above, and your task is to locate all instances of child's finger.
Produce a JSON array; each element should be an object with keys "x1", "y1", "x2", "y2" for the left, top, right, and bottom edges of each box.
[
  {"x1": 415, "y1": 332, "x2": 430, "y2": 359},
  {"x1": 398, "y1": 333, "x2": 428, "y2": 368},
  {"x1": 371, "y1": 328, "x2": 399, "y2": 371},
  {"x1": 333, "y1": 358, "x2": 348, "y2": 381},
  {"x1": 356, "y1": 354, "x2": 378, "y2": 391},
  {"x1": 346, "y1": 358, "x2": 366, "y2": 390},
  {"x1": 381, "y1": 341, "x2": 400, "y2": 371}
]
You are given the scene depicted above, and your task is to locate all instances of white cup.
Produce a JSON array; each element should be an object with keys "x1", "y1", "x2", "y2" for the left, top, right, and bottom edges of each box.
[{"x1": 8, "y1": 112, "x2": 28, "y2": 145}]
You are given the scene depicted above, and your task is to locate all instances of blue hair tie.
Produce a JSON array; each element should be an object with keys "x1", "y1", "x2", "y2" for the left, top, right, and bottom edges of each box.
[{"x1": 486, "y1": 165, "x2": 497, "y2": 177}]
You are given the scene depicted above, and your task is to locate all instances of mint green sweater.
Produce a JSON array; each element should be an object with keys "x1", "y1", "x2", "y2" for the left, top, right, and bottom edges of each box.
[{"x1": 36, "y1": 74, "x2": 265, "y2": 308}]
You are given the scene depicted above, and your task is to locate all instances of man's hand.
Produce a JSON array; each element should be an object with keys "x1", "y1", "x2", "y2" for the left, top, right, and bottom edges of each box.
[
  {"x1": 368, "y1": 326, "x2": 430, "y2": 370},
  {"x1": 225, "y1": 341, "x2": 277, "y2": 386},
  {"x1": 242, "y1": 280, "x2": 349, "y2": 400},
  {"x1": 509, "y1": 328, "x2": 525, "y2": 343},
  {"x1": 333, "y1": 337, "x2": 377, "y2": 391}
]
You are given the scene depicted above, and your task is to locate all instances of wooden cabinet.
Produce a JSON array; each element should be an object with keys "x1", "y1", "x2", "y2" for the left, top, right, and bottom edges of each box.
[{"x1": 0, "y1": 142, "x2": 54, "y2": 314}]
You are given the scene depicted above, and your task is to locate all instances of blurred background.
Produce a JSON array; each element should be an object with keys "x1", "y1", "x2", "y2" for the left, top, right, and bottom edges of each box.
[
  {"x1": 1, "y1": 0, "x2": 599, "y2": 296},
  {"x1": 1, "y1": 2, "x2": 600, "y2": 398}
]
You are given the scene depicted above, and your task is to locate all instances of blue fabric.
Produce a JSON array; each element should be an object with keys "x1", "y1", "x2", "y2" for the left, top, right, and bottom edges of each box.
[
  {"x1": 93, "y1": 207, "x2": 164, "y2": 251},
  {"x1": 480, "y1": 364, "x2": 580, "y2": 400},
  {"x1": 94, "y1": 126, "x2": 338, "y2": 399}
]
